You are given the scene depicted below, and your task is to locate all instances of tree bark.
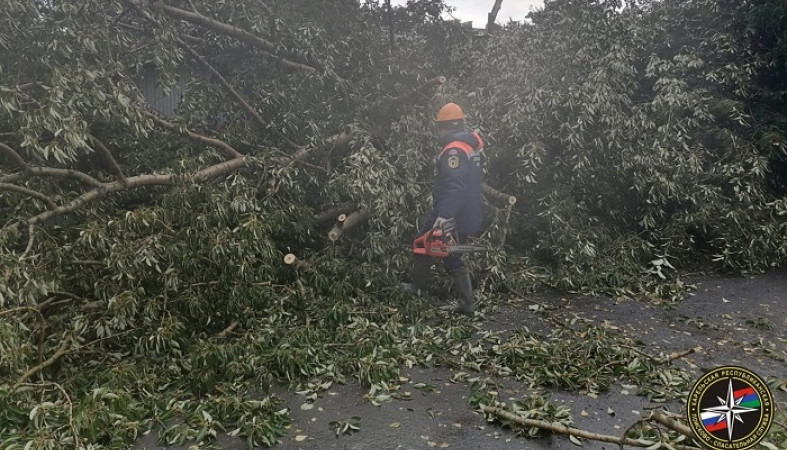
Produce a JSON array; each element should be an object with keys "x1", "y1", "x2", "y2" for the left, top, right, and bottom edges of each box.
[
  {"x1": 2, "y1": 157, "x2": 248, "y2": 235},
  {"x1": 328, "y1": 209, "x2": 368, "y2": 241},
  {"x1": 315, "y1": 202, "x2": 355, "y2": 223},
  {"x1": 283, "y1": 253, "x2": 312, "y2": 271},
  {"x1": 180, "y1": 41, "x2": 302, "y2": 150},
  {"x1": 656, "y1": 347, "x2": 699, "y2": 365},
  {"x1": 15, "y1": 336, "x2": 72, "y2": 386},
  {"x1": 277, "y1": 132, "x2": 352, "y2": 166},
  {"x1": 0, "y1": 142, "x2": 28, "y2": 169},
  {"x1": 147, "y1": 1, "x2": 325, "y2": 76},
  {"x1": 142, "y1": 110, "x2": 244, "y2": 159},
  {"x1": 341, "y1": 209, "x2": 368, "y2": 229},
  {"x1": 386, "y1": 0, "x2": 394, "y2": 51},
  {"x1": 482, "y1": 182, "x2": 517, "y2": 205},
  {"x1": 0, "y1": 167, "x2": 103, "y2": 187},
  {"x1": 218, "y1": 321, "x2": 239, "y2": 337},
  {"x1": 487, "y1": 0, "x2": 503, "y2": 31},
  {"x1": 88, "y1": 135, "x2": 126, "y2": 182},
  {"x1": 0, "y1": 183, "x2": 56, "y2": 209},
  {"x1": 482, "y1": 406, "x2": 699, "y2": 450},
  {"x1": 22, "y1": 223, "x2": 36, "y2": 257},
  {"x1": 648, "y1": 410, "x2": 696, "y2": 441}
]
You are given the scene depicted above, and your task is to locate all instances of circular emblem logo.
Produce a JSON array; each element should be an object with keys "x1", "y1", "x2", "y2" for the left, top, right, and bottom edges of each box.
[
  {"x1": 447, "y1": 155, "x2": 460, "y2": 169},
  {"x1": 687, "y1": 366, "x2": 774, "y2": 450}
]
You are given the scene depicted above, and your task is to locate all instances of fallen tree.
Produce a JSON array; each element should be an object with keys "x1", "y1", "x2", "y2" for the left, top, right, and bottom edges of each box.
[{"x1": 2, "y1": 0, "x2": 787, "y2": 448}]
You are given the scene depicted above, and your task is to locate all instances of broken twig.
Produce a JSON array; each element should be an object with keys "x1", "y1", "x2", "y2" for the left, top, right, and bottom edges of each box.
[
  {"x1": 656, "y1": 347, "x2": 700, "y2": 365},
  {"x1": 482, "y1": 406, "x2": 700, "y2": 450}
]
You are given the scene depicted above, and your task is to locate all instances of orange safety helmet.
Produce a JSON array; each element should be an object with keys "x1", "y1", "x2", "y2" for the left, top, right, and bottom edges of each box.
[{"x1": 436, "y1": 103, "x2": 465, "y2": 122}]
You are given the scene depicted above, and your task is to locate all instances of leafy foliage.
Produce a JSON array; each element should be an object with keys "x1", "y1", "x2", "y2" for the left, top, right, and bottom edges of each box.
[
  {"x1": 457, "y1": 0, "x2": 787, "y2": 294},
  {"x1": 470, "y1": 378, "x2": 574, "y2": 438},
  {"x1": 452, "y1": 320, "x2": 692, "y2": 401},
  {"x1": 1, "y1": 0, "x2": 786, "y2": 448}
]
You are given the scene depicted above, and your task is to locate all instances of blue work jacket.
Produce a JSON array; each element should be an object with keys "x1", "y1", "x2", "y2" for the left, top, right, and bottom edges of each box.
[{"x1": 431, "y1": 130, "x2": 484, "y2": 236}]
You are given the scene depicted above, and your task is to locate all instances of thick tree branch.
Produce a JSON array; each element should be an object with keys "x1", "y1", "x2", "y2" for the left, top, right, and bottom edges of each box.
[
  {"x1": 294, "y1": 160, "x2": 329, "y2": 173},
  {"x1": 1, "y1": 156, "x2": 248, "y2": 235},
  {"x1": 648, "y1": 410, "x2": 696, "y2": 441},
  {"x1": 487, "y1": 0, "x2": 503, "y2": 31},
  {"x1": 482, "y1": 406, "x2": 699, "y2": 450},
  {"x1": 263, "y1": 52, "x2": 325, "y2": 77},
  {"x1": 283, "y1": 254, "x2": 319, "y2": 277},
  {"x1": 15, "y1": 336, "x2": 72, "y2": 386},
  {"x1": 149, "y1": 2, "x2": 277, "y2": 55},
  {"x1": 656, "y1": 346, "x2": 699, "y2": 365},
  {"x1": 32, "y1": 168, "x2": 101, "y2": 186},
  {"x1": 278, "y1": 147, "x2": 311, "y2": 165},
  {"x1": 0, "y1": 183, "x2": 56, "y2": 209},
  {"x1": 0, "y1": 142, "x2": 29, "y2": 169},
  {"x1": 191, "y1": 156, "x2": 247, "y2": 181},
  {"x1": 142, "y1": 110, "x2": 244, "y2": 159},
  {"x1": 0, "y1": 306, "x2": 46, "y2": 325},
  {"x1": 0, "y1": 141, "x2": 103, "y2": 187},
  {"x1": 498, "y1": 201, "x2": 514, "y2": 248},
  {"x1": 278, "y1": 132, "x2": 352, "y2": 166},
  {"x1": 24, "y1": 174, "x2": 169, "y2": 226},
  {"x1": 146, "y1": 1, "x2": 327, "y2": 77},
  {"x1": 283, "y1": 253, "x2": 312, "y2": 271},
  {"x1": 482, "y1": 182, "x2": 517, "y2": 206},
  {"x1": 111, "y1": 21, "x2": 146, "y2": 34},
  {"x1": 218, "y1": 321, "x2": 239, "y2": 337},
  {"x1": 0, "y1": 167, "x2": 102, "y2": 187},
  {"x1": 88, "y1": 135, "x2": 126, "y2": 182},
  {"x1": 328, "y1": 209, "x2": 368, "y2": 241},
  {"x1": 22, "y1": 223, "x2": 36, "y2": 257},
  {"x1": 179, "y1": 41, "x2": 302, "y2": 149},
  {"x1": 315, "y1": 202, "x2": 355, "y2": 223}
]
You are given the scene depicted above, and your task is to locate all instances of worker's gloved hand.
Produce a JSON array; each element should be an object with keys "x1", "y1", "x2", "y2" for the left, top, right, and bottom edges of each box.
[{"x1": 432, "y1": 217, "x2": 449, "y2": 229}]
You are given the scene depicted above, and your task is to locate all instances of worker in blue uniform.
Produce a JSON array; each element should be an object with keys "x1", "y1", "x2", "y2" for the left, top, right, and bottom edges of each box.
[{"x1": 404, "y1": 102, "x2": 484, "y2": 315}]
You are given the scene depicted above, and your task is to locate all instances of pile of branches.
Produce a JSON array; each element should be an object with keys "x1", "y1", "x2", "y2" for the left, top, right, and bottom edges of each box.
[{"x1": 2, "y1": 0, "x2": 787, "y2": 448}]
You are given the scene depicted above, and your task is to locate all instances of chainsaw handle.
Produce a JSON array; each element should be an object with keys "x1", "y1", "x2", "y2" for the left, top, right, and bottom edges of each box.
[{"x1": 412, "y1": 227, "x2": 451, "y2": 257}]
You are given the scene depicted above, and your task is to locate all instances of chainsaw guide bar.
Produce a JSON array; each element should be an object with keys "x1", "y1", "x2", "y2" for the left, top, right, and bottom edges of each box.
[{"x1": 412, "y1": 218, "x2": 486, "y2": 258}]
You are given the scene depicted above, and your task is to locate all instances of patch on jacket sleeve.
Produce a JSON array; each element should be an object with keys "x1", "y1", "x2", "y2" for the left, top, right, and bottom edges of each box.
[{"x1": 447, "y1": 155, "x2": 460, "y2": 169}]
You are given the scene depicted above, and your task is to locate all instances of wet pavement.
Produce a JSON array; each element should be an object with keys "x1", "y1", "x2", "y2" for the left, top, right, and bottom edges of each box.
[{"x1": 133, "y1": 271, "x2": 787, "y2": 450}]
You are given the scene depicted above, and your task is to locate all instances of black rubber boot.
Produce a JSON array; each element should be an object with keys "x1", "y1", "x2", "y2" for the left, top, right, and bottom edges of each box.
[
  {"x1": 401, "y1": 256, "x2": 432, "y2": 295},
  {"x1": 449, "y1": 271, "x2": 474, "y2": 315}
]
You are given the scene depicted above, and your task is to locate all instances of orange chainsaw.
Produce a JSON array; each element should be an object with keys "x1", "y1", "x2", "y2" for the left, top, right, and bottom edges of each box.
[{"x1": 412, "y1": 218, "x2": 485, "y2": 258}]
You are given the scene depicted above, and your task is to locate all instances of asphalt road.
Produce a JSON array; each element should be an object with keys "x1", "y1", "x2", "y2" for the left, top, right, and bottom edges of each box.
[{"x1": 133, "y1": 271, "x2": 787, "y2": 450}]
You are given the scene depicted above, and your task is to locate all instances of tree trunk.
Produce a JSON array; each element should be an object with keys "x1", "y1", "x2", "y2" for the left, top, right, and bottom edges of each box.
[{"x1": 487, "y1": 0, "x2": 503, "y2": 31}]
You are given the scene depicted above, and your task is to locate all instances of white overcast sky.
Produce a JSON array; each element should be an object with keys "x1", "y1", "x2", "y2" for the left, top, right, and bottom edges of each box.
[{"x1": 390, "y1": 0, "x2": 545, "y2": 26}]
